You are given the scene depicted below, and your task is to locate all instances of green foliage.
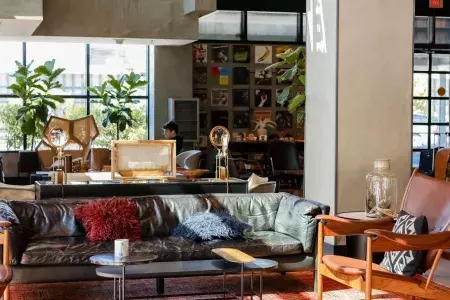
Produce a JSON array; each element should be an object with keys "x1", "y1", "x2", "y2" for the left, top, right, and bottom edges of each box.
[
  {"x1": 0, "y1": 104, "x2": 23, "y2": 150},
  {"x1": 88, "y1": 72, "x2": 148, "y2": 139},
  {"x1": 8, "y1": 59, "x2": 66, "y2": 149},
  {"x1": 266, "y1": 47, "x2": 306, "y2": 115}
]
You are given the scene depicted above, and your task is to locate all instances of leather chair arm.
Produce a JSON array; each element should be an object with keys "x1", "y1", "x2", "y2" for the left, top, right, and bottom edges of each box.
[
  {"x1": 316, "y1": 215, "x2": 394, "y2": 236},
  {"x1": 0, "y1": 265, "x2": 12, "y2": 284},
  {"x1": 365, "y1": 229, "x2": 450, "y2": 252}
]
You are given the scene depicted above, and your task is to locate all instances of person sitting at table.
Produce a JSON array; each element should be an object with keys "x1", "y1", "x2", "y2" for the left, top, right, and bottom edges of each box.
[{"x1": 163, "y1": 120, "x2": 183, "y2": 155}]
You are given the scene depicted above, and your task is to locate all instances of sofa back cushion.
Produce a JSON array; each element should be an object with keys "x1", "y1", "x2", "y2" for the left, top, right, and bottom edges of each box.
[{"x1": 6, "y1": 193, "x2": 286, "y2": 239}]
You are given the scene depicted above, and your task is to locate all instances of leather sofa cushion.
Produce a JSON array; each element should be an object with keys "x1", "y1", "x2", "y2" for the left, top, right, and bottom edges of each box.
[{"x1": 20, "y1": 231, "x2": 302, "y2": 265}]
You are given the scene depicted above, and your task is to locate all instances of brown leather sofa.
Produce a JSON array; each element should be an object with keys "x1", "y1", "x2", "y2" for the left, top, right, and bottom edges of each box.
[{"x1": 0, "y1": 193, "x2": 329, "y2": 283}]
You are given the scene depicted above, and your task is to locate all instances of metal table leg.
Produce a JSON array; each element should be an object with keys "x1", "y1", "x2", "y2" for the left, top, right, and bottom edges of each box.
[
  {"x1": 260, "y1": 270, "x2": 263, "y2": 299},
  {"x1": 240, "y1": 263, "x2": 244, "y2": 300},
  {"x1": 223, "y1": 272, "x2": 226, "y2": 299},
  {"x1": 122, "y1": 265, "x2": 126, "y2": 300},
  {"x1": 113, "y1": 277, "x2": 117, "y2": 299},
  {"x1": 250, "y1": 270, "x2": 254, "y2": 300}
]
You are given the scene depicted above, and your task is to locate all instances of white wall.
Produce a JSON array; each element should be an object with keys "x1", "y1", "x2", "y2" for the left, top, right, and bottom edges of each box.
[
  {"x1": 305, "y1": 0, "x2": 339, "y2": 215},
  {"x1": 337, "y1": 0, "x2": 413, "y2": 212}
]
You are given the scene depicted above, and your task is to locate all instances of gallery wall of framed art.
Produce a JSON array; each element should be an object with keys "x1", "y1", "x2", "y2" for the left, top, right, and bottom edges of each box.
[{"x1": 192, "y1": 43, "x2": 305, "y2": 145}]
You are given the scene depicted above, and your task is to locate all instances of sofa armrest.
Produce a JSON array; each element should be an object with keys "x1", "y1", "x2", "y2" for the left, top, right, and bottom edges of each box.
[
  {"x1": 0, "y1": 201, "x2": 26, "y2": 265},
  {"x1": 274, "y1": 193, "x2": 330, "y2": 253}
]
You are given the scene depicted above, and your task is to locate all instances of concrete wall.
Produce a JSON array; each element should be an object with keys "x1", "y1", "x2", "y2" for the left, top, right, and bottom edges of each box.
[
  {"x1": 337, "y1": 0, "x2": 413, "y2": 212},
  {"x1": 153, "y1": 45, "x2": 193, "y2": 139},
  {"x1": 33, "y1": 0, "x2": 201, "y2": 41},
  {"x1": 305, "y1": 0, "x2": 338, "y2": 215}
]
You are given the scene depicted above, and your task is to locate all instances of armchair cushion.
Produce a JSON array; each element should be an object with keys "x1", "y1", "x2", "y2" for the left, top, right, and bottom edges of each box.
[{"x1": 380, "y1": 210, "x2": 428, "y2": 276}]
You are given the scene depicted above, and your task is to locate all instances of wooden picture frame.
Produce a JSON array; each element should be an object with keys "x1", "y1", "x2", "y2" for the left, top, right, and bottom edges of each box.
[{"x1": 111, "y1": 140, "x2": 177, "y2": 180}]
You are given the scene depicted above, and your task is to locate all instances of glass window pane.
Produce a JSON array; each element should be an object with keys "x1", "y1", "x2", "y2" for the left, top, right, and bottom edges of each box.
[
  {"x1": 431, "y1": 125, "x2": 449, "y2": 148},
  {"x1": 89, "y1": 44, "x2": 147, "y2": 96},
  {"x1": 431, "y1": 100, "x2": 449, "y2": 123},
  {"x1": 431, "y1": 73, "x2": 450, "y2": 97},
  {"x1": 413, "y1": 99, "x2": 428, "y2": 123},
  {"x1": 414, "y1": 53, "x2": 429, "y2": 71},
  {"x1": 0, "y1": 98, "x2": 23, "y2": 150},
  {"x1": 91, "y1": 99, "x2": 147, "y2": 148},
  {"x1": 413, "y1": 125, "x2": 428, "y2": 149},
  {"x1": 26, "y1": 42, "x2": 87, "y2": 95},
  {"x1": 199, "y1": 11, "x2": 242, "y2": 41},
  {"x1": 414, "y1": 73, "x2": 429, "y2": 97},
  {"x1": 302, "y1": 13, "x2": 306, "y2": 43},
  {"x1": 436, "y1": 17, "x2": 450, "y2": 44},
  {"x1": 248, "y1": 11, "x2": 298, "y2": 42},
  {"x1": 0, "y1": 42, "x2": 23, "y2": 95},
  {"x1": 432, "y1": 53, "x2": 450, "y2": 71},
  {"x1": 412, "y1": 152, "x2": 420, "y2": 168},
  {"x1": 53, "y1": 98, "x2": 87, "y2": 120},
  {"x1": 414, "y1": 16, "x2": 432, "y2": 44}
]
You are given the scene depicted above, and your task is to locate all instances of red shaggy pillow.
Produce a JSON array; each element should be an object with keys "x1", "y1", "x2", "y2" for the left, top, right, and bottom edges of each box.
[{"x1": 74, "y1": 198, "x2": 140, "y2": 241}]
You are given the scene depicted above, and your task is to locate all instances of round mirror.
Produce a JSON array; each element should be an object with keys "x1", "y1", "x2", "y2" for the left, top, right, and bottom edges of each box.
[
  {"x1": 48, "y1": 128, "x2": 69, "y2": 148},
  {"x1": 209, "y1": 126, "x2": 230, "y2": 149}
]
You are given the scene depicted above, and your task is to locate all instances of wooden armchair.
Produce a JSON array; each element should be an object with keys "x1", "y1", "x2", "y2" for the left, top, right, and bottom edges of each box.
[
  {"x1": 316, "y1": 169, "x2": 450, "y2": 300},
  {"x1": 0, "y1": 221, "x2": 13, "y2": 300}
]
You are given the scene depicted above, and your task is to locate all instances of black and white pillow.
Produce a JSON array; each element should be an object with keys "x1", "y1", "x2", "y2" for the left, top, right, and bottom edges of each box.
[{"x1": 380, "y1": 210, "x2": 428, "y2": 276}]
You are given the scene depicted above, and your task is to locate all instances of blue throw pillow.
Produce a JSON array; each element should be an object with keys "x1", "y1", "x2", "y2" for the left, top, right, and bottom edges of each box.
[{"x1": 171, "y1": 212, "x2": 252, "y2": 242}]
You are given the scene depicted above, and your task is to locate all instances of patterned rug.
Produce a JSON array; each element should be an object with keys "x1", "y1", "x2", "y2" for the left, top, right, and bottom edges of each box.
[{"x1": 10, "y1": 271, "x2": 407, "y2": 300}]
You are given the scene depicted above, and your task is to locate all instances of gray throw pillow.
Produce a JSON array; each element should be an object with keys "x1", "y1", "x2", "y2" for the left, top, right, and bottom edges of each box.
[
  {"x1": 171, "y1": 212, "x2": 252, "y2": 242},
  {"x1": 380, "y1": 210, "x2": 428, "y2": 276}
]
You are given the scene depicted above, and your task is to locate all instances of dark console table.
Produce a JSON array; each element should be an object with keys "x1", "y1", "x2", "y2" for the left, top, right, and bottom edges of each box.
[{"x1": 35, "y1": 178, "x2": 248, "y2": 200}]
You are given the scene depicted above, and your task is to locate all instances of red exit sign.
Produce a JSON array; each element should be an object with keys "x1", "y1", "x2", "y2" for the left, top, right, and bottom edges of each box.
[{"x1": 430, "y1": 0, "x2": 444, "y2": 8}]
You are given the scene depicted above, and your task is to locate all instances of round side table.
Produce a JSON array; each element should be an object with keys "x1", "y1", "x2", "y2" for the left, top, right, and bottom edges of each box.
[
  {"x1": 90, "y1": 253, "x2": 157, "y2": 300},
  {"x1": 337, "y1": 211, "x2": 394, "y2": 262}
]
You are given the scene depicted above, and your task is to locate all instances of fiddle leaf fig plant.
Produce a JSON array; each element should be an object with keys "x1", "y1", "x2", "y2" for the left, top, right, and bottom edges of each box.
[
  {"x1": 265, "y1": 47, "x2": 306, "y2": 115},
  {"x1": 88, "y1": 72, "x2": 148, "y2": 140},
  {"x1": 8, "y1": 59, "x2": 66, "y2": 150}
]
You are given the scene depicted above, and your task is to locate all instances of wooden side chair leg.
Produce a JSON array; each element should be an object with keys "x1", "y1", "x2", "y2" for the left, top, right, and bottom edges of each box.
[
  {"x1": 4, "y1": 285, "x2": 10, "y2": 300},
  {"x1": 317, "y1": 271, "x2": 323, "y2": 300},
  {"x1": 365, "y1": 236, "x2": 373, "y2": 300}
]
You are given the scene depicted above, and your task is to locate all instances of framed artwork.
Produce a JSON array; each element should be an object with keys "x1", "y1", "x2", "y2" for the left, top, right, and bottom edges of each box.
[
  {"x1": 255, "y1": 67, "x2": 272, "y2": 85},
  {"x1": 255, "y1": 46, "x2": 272, "y2": 64},
  {"x1": 193, "y1": 88, "x2": 208, "y2": 108},
  {"x1": 211, "y1": 67, "x2": 229, "y2": 85},
  {"x1": 253, "y1": 110, "x2": 271, "y2": 122},
  {"x1": 276, "y1": 89, "x2": 288, "y2": 107},
  {"x1": 233, "y1": 45, "x2": 250, "y2": 63},
  {"x1": 233, "y1": 111, "x2": 250, "y2": 129},
  {"x1": 193, "y1": 44, "x2": 207, "y2": 63},
  {"x1": 296, "y1": 110, "x2": 305, "y2": 129},
  {"x1": 211, "y1": 45, "x2": 229, "y2": 63},
  {"x1": 193, "y1": 67, "x2": 207, "y2": 84},
  {"x1": 233, "y1": 67, "x2": 249, "y2": 85},
  {"x1": 259, "y1": 135, "x2": 267, "y2": 142},
  {"x1": 211, "y1": 111, "x2": 229, "y2": 128},
  {"x1": 276, "y1": 68, "x2": 293, "y2": 85},
  {"x1": 275, "y1": 45, "x2": 293, "y2": 62},
  {"x1": 275, "y1": 111, "x2": 293, "y2": 130},
  {"x1": 255, "y1": 89, "x2": 272, "y2": 108},
  {"x1": 199, "y1": 111, "x2": 208, "y2": 129},
  {"x1": 211, "y1": 89, "x2": 228, "y2": 107},
  {"x1": 233, "y1": 89, "x2": 250, "y2": 107}
]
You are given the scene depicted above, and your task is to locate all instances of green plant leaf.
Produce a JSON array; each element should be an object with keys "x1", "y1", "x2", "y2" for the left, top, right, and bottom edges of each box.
[
  {"x1": 119, "y1": 121, "x2": 126, "y2": 132},
  {"x1": 108, "y1": 75, "x2": 121, "y2": 90},
  {"x1": 21, "y1": 118, "x2": 35, "y2": 135},
  {"x1": 102, "y1": 117, "x2": 109, "y2": 128},
  {"x1": 264, "y1": 61, "x2": 287, "y2": 71},
  {"x1": 299, "y1": 75, "x2": 306, "y2": 85},
  {"x1": 47, "y1": 95, "x2": 65, "y2": 103},
  {"x1": 49, "y1": 68, "x2": 65, "y2": 81},
  {"x1": 277, "y1": 86, "x2": 292, "y2": 105},
  {"x1": 34, "y1": 65, "x2": 51, "y2": 76},
  {"x1": 35, "y1": 105, "x2": 49, "y2": 122},
  {"x1": 42, "y1": 100, "x2": 57, "y2": 109},
  {"x1": 278, "y1": 65, "x2": 298, "y2": 82},
  {"x1": 288, "y1": 94, "x2": 306, "y2": 114},
  {"x1": 44, "y1": 60, "x2": 55, "y2": 73}
]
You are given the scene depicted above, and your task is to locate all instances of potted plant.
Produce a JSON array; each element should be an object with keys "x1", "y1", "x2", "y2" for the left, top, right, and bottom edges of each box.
[
  {"x1": 8, "y1": 60, "x2": 66, "y2": 150},
  {"x1": 253, "y1": 118, "x2": 276, "y2": 137},
  {"x1": 265, "y1": 47, "x2": 306, "y2": 116},
  {"x1": 88, "y1": 72, "x2": 148, "y2": 140}
]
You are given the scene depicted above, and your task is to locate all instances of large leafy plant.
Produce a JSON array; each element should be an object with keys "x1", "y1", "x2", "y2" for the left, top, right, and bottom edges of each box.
[
  {"x1": 266, "y1": 47, "x2": 306, "y2": 114},
  {"x1": 88, "y1": 72, "x2": 148, "y2": 140},
  {"x1": 8, "y1": 60, "x2": 65, "y2": 150}
]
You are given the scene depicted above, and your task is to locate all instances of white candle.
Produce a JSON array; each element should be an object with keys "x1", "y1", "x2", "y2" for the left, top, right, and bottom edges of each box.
[{"x1": 114, "y1": 239, "x2": 129, "y2": 258}]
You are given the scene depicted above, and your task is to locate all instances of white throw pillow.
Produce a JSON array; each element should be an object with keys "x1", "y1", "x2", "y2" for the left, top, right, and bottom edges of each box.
[{"x1": 247, "y1": 173, "x2": 268, "y2": 191}]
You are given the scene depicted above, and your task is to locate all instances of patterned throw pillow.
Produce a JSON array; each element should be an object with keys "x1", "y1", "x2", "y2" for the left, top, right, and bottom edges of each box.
[{"x1": 380, "y1": 210, "x2": 428, "y2": 276}]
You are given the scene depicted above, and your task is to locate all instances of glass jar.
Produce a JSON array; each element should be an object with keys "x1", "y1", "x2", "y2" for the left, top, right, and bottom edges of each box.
[{"x1": 365, "y1": 159, "x2": 398, "y2": 218}]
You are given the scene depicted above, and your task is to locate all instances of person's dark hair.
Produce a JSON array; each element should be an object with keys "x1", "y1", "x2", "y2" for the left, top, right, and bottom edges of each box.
[{"x1": 162, "y1": 120, "x2": 178, "y2": 133}]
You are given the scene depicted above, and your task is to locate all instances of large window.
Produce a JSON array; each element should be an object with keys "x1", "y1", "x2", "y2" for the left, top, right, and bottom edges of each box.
[{"x1": 0, "y1": 42, "x2": 151, "y2": 150}]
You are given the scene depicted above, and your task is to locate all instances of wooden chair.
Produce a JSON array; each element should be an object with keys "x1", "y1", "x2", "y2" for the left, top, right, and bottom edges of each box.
[
  {"x1": 0, "y1": 221, "x2": 13, "y2": 300},
  {"x1": 316, "y1": 169, "x2": 450, "y2": 300}
]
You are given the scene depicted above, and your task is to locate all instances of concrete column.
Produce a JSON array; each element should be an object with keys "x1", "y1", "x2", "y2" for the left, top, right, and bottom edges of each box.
[
  {"x1": 152, "y1": 45, "x2": 193, "y2": 139},
  {"x1": 305, "y1": 0, "x2": 413, "y2": 215}
]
